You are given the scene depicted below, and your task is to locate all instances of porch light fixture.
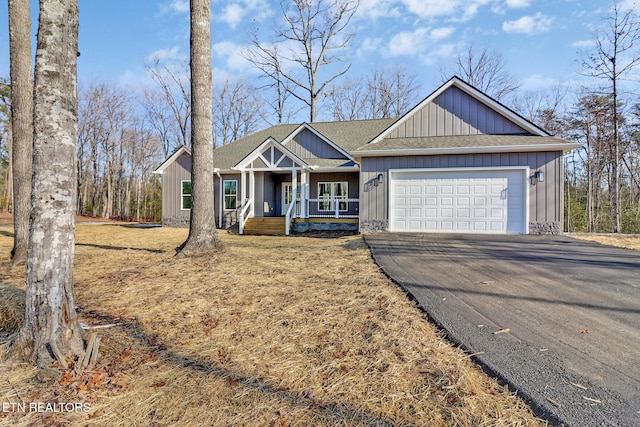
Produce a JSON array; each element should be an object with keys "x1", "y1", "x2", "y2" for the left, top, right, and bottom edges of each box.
[
  {"x1": 535, "y1": 170, "x2": 545, "y2": 183},
  {"x1": 377, "y1": 173, "x2": 384, "y2": 184}
]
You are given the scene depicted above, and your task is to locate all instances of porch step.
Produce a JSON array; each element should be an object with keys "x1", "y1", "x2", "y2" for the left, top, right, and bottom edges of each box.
[{"x1": 243, "y1": 217, "x2": 288, "y2": 235}]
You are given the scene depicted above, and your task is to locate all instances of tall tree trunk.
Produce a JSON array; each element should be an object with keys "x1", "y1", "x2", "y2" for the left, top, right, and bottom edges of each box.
[
  {"x1": 178, "y1": 0, "x2": 222, "y2": 255},
  {"x1": 4, "y1": 124, "x2": 12, "y2": 212},
  {"x1": 612, "y1": 77, "x2": 620, "y2": 233},
  {"x1": 8, "y1": 0, "x2": 33, "y2": 265},
  {"x1": 11, "y1": 0, "x2": 85, "y2": 369}
]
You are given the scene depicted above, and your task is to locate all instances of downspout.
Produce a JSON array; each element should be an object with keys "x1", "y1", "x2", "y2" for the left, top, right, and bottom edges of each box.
[{"x1": 216, "y1": 169, "x2": 223, "y2": 228}]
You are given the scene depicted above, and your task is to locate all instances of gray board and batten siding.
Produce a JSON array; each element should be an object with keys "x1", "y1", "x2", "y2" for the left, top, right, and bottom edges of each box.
[
  {"x1": 357, "y1": 81, "x2": 566, "y2": 234},
  {"x1": 285, "y1": 128, "x2": 348, "y2": 160},
  {"x1": 359, "y1": 151, "x2": 564, "y2": 234},
  {"x1": 386, "y1": 85, "x2": 528, "y2": 138},
  {"x1": 161, "y1": 153, "x2": 192, "y2": 227}
]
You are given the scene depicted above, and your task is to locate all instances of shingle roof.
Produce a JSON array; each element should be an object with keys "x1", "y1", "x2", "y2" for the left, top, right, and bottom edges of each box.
[
  {"x1": 213, "y1": 124, "x2": 298, "y2": 170},
  {"x1": 354, "y1": 134, "x2": 576, "y2": 153},
  {"x1": 212, "y1": 118, "x2": 397, "y2": 170}
]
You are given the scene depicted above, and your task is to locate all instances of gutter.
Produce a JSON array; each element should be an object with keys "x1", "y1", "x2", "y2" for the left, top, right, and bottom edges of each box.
[{"x1": 351, "y1": 143, "x2": 584, "y2": 158}]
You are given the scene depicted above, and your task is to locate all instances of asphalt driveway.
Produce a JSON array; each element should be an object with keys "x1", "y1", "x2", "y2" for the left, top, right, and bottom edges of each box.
[{"x1": 365, "y1": 233, "x2": 640, "y2": 427}]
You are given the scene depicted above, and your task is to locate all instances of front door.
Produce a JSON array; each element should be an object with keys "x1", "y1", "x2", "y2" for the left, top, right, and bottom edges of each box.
[{"x1": 282, "y1": 182, "x2": 293, "y2": 214}]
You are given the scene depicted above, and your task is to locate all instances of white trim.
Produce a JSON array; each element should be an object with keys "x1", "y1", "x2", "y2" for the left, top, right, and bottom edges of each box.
[
  {"x1": 216, "y1": 171, "x2": 223, "y2": 228},
  {"x1": 317, "y1": 181, "x2": 350, "y2": 213},
  {"x1": 282, "y1": 123, "x2": 356, "y2": 162},
  {"x1": 307, "y1": 165, "x2": 360, "y2": 173},
  {"x1": 223, "y1": 179, "x2": 238, "y2": 211},
  {"x1": 388, "y1": 166, "x2": 529, "y2": 235},
  {"x1": 234, "y1": 137, "x2": 308, "y2": 171},
  {"x1": 180, "y1": 179, "x2": 192, "y2": 211},
  {"x1": 353, "y1": 143, "x2": 583, "y2": 158},
  {"x1": 369, "y1": 77, "x2": 550, "y2": 145},
  {"x1": 154, "y1": 146, "x2": 191, "y2": 175}
]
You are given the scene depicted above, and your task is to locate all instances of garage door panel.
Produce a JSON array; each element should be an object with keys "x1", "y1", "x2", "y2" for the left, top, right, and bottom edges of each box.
[
  {"x1": 457, "y1": 208, "x2": 470, "y2": 218},
  {"x1": 424, "y1": 208, "x2": 437, "y2": 218},
  {"x1": 390, "y1": 169, "x2": 526, "y2": 234}
]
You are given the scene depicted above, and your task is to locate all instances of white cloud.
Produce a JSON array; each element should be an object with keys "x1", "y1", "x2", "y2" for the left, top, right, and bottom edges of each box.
[
  {"x1": 359, "y1": 37, "x2": 384, "y2": 52},
  {"x1": 505, "y1": 0, "x2": 531, "y2": 8},
  {"x1": 619, "y1": 0, "x2": 640, "y2": 13},
  {"x1": 430, "y1": 26, "x2": 455, "y2": 40},
  {"x1": 572, "y1": 39, "x2": 596, "y2": 48},
  {"x1": 213, "y1": 41, "x2": 251, "y2": 70},
  {"x1": 502, "y1": 13, "x2": 554, "y2": 35},
  {"x1": 424, "y1": 43, "x2": 459, "y2": 65},
  {"x1": 387, "y1": 28, "x2": 430, "y2": 56},
  {"x1": 217, "y1": 0, "x2": 273, "y2": 28},
  {"x1": 221, "y1": 4, "x2": 245, "y2": 29},
  {"x1": 357, "y1": 0, "x2": 490, "y2": 23},
  {"x1": 402, "y1": 0, "x2": 458, "y2": 18},
  {"x1": 385, "y1": 26, "x2": 454, "y2": 57},
  {"x1": 458, "y1": 0, "x2": 492, "y2": 22},
  {"x1": 161, "y1": 0, "x2": 189, "y2": 14},
  {"x1": 356, "y1": 0, "x2": 401, "y2": 20},
  {"x1": 146, "y1": 45, "x2": 185, "y2": 63}
]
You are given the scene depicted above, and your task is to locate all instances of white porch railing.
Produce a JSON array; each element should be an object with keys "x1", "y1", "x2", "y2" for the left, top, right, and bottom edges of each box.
[
  {"x1": 307, "y1": 198, "x2": 359, "y2": 218},
  {"x1": 239, "y1": 198, "x2": 253, "y2": 234},
  {"x1": 285, "y1": 196, "x2": 297, "y2": 235}
]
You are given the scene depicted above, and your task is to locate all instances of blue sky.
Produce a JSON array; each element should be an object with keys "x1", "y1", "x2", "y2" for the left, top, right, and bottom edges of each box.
[{"x1": 0, "y1": 0, "x2": 636, "y2": 110}]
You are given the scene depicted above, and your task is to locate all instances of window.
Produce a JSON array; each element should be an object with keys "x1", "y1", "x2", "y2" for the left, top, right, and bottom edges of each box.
[
  {"x1": 224, "y1": 180, "x2": 237, "y2": 210},
  {"x1": 318, "y1": 181, "x2": 348, "y2": 211},
  {"x1": 181, "y1": 180, "x2": 191, "y2": 210}
]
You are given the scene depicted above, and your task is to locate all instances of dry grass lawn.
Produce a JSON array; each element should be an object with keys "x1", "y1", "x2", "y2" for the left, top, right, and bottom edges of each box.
[
  {"x1": 0, "y1": 225, "x2": 546, "y2": 426},
  {"x1": 569, "y1": 232, "x2": 640, "y2": 251}
]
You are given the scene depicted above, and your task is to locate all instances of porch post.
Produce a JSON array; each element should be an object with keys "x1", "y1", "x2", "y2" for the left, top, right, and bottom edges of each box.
[
  {"x1": 249, "y1": 170, "x2": 255, "y2": 216},
  {"x1": 292, "y1": 169, "x2": 297, "y2": 218},
  {"x1": 301, "y1": 169, "x2": 308, "y2": 218},
  {"x1": 240, "y1": 170, "x2": 246, "y2": 206}
]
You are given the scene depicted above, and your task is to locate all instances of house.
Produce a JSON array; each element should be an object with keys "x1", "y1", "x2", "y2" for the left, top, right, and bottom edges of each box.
[{"x1": 153, "y1": 76, "x2": 581, "y2": 235}]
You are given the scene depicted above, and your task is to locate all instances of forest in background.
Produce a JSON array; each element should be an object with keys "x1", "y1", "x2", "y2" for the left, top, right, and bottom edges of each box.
[{"x1": 1, "y1": 0, "x2": 640, "y2": 232}]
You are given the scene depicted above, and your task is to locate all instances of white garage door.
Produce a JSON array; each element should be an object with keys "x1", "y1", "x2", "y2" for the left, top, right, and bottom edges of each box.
[{"x1": 390, "y1": 169, "x2": 527, "y2": 234}]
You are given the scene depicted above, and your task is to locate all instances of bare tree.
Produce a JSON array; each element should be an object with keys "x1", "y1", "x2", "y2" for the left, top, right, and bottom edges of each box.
[
  {"x1": 248, "y1": 43, "x2": 302, "y2": 124},
  {"x1": 442, "y1": 45, "x2": 521, "y2": 102},
  {"x1": 326, "y1": 64, "x2": 421, "y2": 120},
  {"x1": 214, "y1": 78, "x2": 262, "y2": 145},
  {"x1": 11, "y1": 0, "x2": 85, "y2": 370},
  {"x1": 142, "y1": 88, "x2": 176, "y2": 158},
  {"x1": 249, "y1": 0, "x2": 359, "y2": 122},
  {"x1": 77, "y1": 83, "x2": 163, "y2": 221},
  {"x1": 178, "y1": 0, "x2": 222, "y2": 255},
  {"x1": 580, "y1": 1, "x2": 640, "y2": 233},
  {"x1": 0, "y1": 80, "x2": 12, "y2": 212},
  {"x1": 325, "y1": 76, "x2": 367, "y2": 121},
  {"x1": 512, "y1": 83, "x2": 569, "y2": 137},
  {"x1": 145, "y1": 59, "x2": 191, "y2": 148},
  {"x1": 7, "y1": 0, "x2": 33, "y2": 265}
]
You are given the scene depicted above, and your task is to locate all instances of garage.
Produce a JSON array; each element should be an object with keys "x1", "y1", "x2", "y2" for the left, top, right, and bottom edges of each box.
[{"x1": 389, "y1": 168, "x2": 528, "y2": 234}]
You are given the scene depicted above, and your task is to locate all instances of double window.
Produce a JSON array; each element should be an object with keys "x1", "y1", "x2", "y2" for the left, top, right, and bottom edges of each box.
[
  {"x1": 181, "y1": 180, "x2": 192, "y2": 210},
  {"x1": 223, "y1": 180, "x2": 237, "y2": 210},
  {"x1": 318, "y1": 181, "x2": 348, "y2": 211}
]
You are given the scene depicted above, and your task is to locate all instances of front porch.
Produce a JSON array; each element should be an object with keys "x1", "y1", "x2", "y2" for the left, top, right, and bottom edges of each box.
[
  {"x1": 239, "y1": 181, "x2": 361, "y2": 235},
  {"x1": 234, "y1": 138, "x2": 360, "y2": 235},
  {"x1": 241, "y1": 216, "x2": 359, "y2": 236}
]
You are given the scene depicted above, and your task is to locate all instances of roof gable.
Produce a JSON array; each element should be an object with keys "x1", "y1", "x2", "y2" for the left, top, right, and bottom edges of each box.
[
  {"x1": 282, "y1": 123, "x2": 353, "y2": 164},
  {"x1": 153, "y1": 145, "x2": 191, "y2": 175},
  {"x1": 234, "y1": 137, "x2": 308, "y2": 170},
  {"x1": 282, "y1": 123, "x2": 353, "y2": 161},
  {"x1": 371, "y1": 77, "x2": 550, "y2": 144}
]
